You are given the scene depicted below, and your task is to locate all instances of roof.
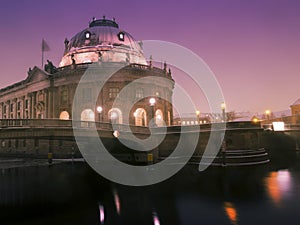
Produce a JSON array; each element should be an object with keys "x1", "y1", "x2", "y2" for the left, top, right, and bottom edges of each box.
[
  {"x1": 291, "y1": 98, "x2": 300, "y2": 106},
  {"x1": 59, "y1": 17, "x2": 147, "y2": 67}
]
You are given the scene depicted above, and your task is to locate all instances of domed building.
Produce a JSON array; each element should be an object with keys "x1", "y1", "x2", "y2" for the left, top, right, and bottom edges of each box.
[{"x1": 0, "y1": 17, "x2": 174, "y2": 127}]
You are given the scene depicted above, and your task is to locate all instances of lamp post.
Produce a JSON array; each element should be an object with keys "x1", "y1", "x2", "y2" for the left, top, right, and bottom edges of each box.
[
  {"x1": 265, "y1": 109, "x2": 271, "y2": 121},
  {"x1": 221, "y1": 102, "x2": 226, "y2": 122},
  {"x1": 196, "y1": 110, "x2": 200, "y2": 124},
  {"x1": 97, "y1": 106, "x2": 103, "y2": 122},
  {"x1": 149, "y1": 97, "x2": 156, "y2": 126}
]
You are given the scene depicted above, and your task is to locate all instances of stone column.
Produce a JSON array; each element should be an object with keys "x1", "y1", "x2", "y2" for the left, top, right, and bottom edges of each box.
[
  {"x1": 44, "y1": 89, "x2": 48, "y2": 118},
  {"x1": 0, "y1": 102, "x2": 3, "y2": 119},
  {"x1": 48, "y1": 88, "x2": 53, "y2": 119},
  {"x1": 13, "y1": 98, "x2": 17, "y2": 119},
  {"x1": 21, "y1": 96, "x2": 25, "y2": 119},
  {"x1": 32, "y1": 92, "x2": 36, "y2": 119},
  {"x1": 6, "y1": 100, "x2": 10, "y2": 119}
]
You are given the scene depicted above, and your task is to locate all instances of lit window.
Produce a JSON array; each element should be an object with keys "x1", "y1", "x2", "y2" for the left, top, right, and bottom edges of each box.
[
  {"x1": 109, "y1": 88, "x2": 119, "y2": 99},
  {"x1": 136, "y1": 89, "x2": 144, "y2": 98},
  {"x1": 118, "y1": 32, "x2": 125, "y2": 41},
  {"x1": 85, "y1": 31, "x2": 91, "y2": 39}
]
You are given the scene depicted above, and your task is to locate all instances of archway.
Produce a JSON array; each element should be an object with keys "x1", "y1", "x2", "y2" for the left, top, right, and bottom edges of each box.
[
  {"x1": 80, "y1": 109, "x2": 95, "y2": 127},
  {"x1": 108, "y1": 108, "x2": 122, "y2": 124},
  {"x1": 155, "y1": 109, "x2": 164, "y2": 127},
  {"x1": 134, "y1": 108, "x2": 147, "y2": 126},
  {"x1": 81, "y1": 109, "x2": 95, "y2": 121},
  {"x1": 59, "y1": 111, "x2": 70, "y2": 120}
]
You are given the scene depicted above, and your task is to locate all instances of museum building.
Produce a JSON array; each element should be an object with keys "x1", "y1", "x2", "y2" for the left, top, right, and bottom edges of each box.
[{"x1": 0, "y1": 17, "x2": 174, "y2": 127}]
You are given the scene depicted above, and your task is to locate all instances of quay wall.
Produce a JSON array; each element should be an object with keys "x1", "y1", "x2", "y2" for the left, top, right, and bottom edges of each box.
[{"x1": 0, "y1": 120, "x2": 299, "y2": 161}]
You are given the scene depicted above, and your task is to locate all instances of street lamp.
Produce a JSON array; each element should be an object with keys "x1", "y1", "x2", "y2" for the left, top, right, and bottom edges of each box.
[
  {"x1": 221, "y1": 102, "x2": 226, "y2": 122},
  {"x1": 265, "y1": 109, "x2": 271, "y2": 121},
  {"x1": 97, "y1": 106, "x2": 103, "y2": 122},
  {"x1": 149, "y1": 97, "x2": 156, "y2": 126},
  {"x1": 196, "y1": 110, "x2": 200, "y2": 124}
]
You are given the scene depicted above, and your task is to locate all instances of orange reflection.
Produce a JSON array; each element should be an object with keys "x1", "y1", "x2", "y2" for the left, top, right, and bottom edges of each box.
[
  {"x1": 224, "y1": 202, "x2": 238, "y2": 225},
  {"x1": 265, "y1": 170, "x2": 291, "y2": 207},
  {"x1": 265, "y1": 172, "x2": 281, "y2": 206}
]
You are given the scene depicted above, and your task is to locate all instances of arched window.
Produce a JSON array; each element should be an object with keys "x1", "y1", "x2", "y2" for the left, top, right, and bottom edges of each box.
[
  {"x1": 81, "y1": 109, "x2": 95, "y2": 121},
  {"x1": 155, "y1": 109, "x2": 164, "y2": 127},
  {"x1": 59, "y1": 111, "x2": 70, "y2": 120},
  {"x1": 108, "y1": 108, "x2": 122, "y2": 124},
  {"x1": 134, "y1": 108, "x2": 147, "y2": 126},
  {"x1": 80, "y1": 109, "x2": 95, "y2": 127}
]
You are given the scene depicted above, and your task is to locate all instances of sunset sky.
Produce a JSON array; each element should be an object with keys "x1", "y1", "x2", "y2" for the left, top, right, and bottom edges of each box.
[{"x1": 0, "y1": 0, "x2": 299, "y2": 114}]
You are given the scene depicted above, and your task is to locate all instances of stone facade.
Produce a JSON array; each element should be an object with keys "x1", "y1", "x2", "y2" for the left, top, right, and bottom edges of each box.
[{"x1": 0, "y1": 18, "x2": 174, "y2": 127}]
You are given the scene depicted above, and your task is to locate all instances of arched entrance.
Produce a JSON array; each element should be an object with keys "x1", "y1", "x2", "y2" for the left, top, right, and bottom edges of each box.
[
  {"x1": 59, "y1": 111, "x2": 70, "y2": 120},
  {"x1": 108, "y1": 108, "x2": 122, "y2": 124},
  {"x1": 134, "y1": 108, "x2": 147, "y2": 126},
  {"x1": 155, "y1": 109, "x2": 164, "y2": 127}
]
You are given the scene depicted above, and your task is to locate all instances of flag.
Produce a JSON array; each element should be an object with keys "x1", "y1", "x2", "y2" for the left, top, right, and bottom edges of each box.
[{"x1": 42, "y1": 39, "x2": 50, "y2": 52}]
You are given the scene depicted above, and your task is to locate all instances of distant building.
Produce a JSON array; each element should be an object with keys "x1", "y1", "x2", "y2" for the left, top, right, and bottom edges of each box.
[
  {"x1": 0, "y1": 18, "x2": 174, "y2": 127},
  {"x1": 290, "y1": 98, "x2": 300, "y2": 124}
]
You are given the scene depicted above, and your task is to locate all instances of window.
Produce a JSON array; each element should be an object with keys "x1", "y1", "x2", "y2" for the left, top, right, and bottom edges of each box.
[
  {"x1": 10, "y1": 103, "x2": 13, "y2": 112},
  {"x1": 3, "y1": 105, "x2": 6, "y2": 114},
  {"x1": 25, "y1": 99, "x2": 28, "y2": 109},
  {"x1": 61, "y1": 90, "x2": 68, "y2": 104},
  {"x1": 136, "y1": 89, "x2": 144, "y2": 99},
  {"x1": 17, "y1": 101, "x2": 21, "y2": 111},
  {"x1": 109, "y1": 88, "x2": 119, "y2": 99},
  {"x1": 118, "y1": 32, "x2": 125, "y2": 41},
  {"x1": 85, "y1": 31, "x2": 91, "y2": 39}
]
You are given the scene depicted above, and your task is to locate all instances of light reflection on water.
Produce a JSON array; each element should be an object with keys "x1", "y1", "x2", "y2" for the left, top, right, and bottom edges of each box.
[
  {"x1": 265, "y1": 170, "x2": 293, "y2": 207},
  {"x1": 1, "y1": 160, "x2": 300, "y2": 225},
  {"x1": 224, "y1": 202, "x2": 238, "y2": 225}
]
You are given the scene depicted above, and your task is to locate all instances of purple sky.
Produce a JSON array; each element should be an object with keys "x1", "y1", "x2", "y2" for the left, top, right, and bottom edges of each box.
[{"x1": 0, "y1": 0, "x2": 300, "y2": 114}]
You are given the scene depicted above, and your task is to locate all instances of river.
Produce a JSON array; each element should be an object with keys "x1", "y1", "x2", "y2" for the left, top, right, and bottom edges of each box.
[{"x1": 1, "y1": 156, "x2": 300, "y2": 225}]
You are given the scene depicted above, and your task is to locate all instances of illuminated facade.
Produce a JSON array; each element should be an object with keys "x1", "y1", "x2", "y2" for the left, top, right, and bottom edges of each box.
[
  {"x1": 290, "y1": 98, "x2": 300, "y2": 124},
  {"x1": 0, "y1": 17, "x2": 174, "y2": 126}
]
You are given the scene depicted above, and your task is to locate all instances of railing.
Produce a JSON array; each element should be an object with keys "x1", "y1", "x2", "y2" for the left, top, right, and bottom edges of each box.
[
  {"x1": 1, "y1": 119, "x2": 299, "y2": 134},
  {"x1": 0, "y1": 119, "x2": 151, "y2": 134}
]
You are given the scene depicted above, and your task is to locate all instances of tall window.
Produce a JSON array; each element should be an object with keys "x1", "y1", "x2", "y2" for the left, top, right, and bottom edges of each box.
[
  {"x1": 61, "y1": 90, "x2": 68, "y2": 104},
  {"x1": 17, "y1": 101, "x2": 21, "y2": 111},
  {"x1": 135, "y1": 88, "x2": 144, "y2": 99},
  {"x1": 109, "y1": 88, "x2": 119, "y2": 99},
  {"x1": 10, "y1": 103, "x2": 13, "y2": 112},
  {"x1": 25, "y1": 99, "x2": 28, "y2": 109}
]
